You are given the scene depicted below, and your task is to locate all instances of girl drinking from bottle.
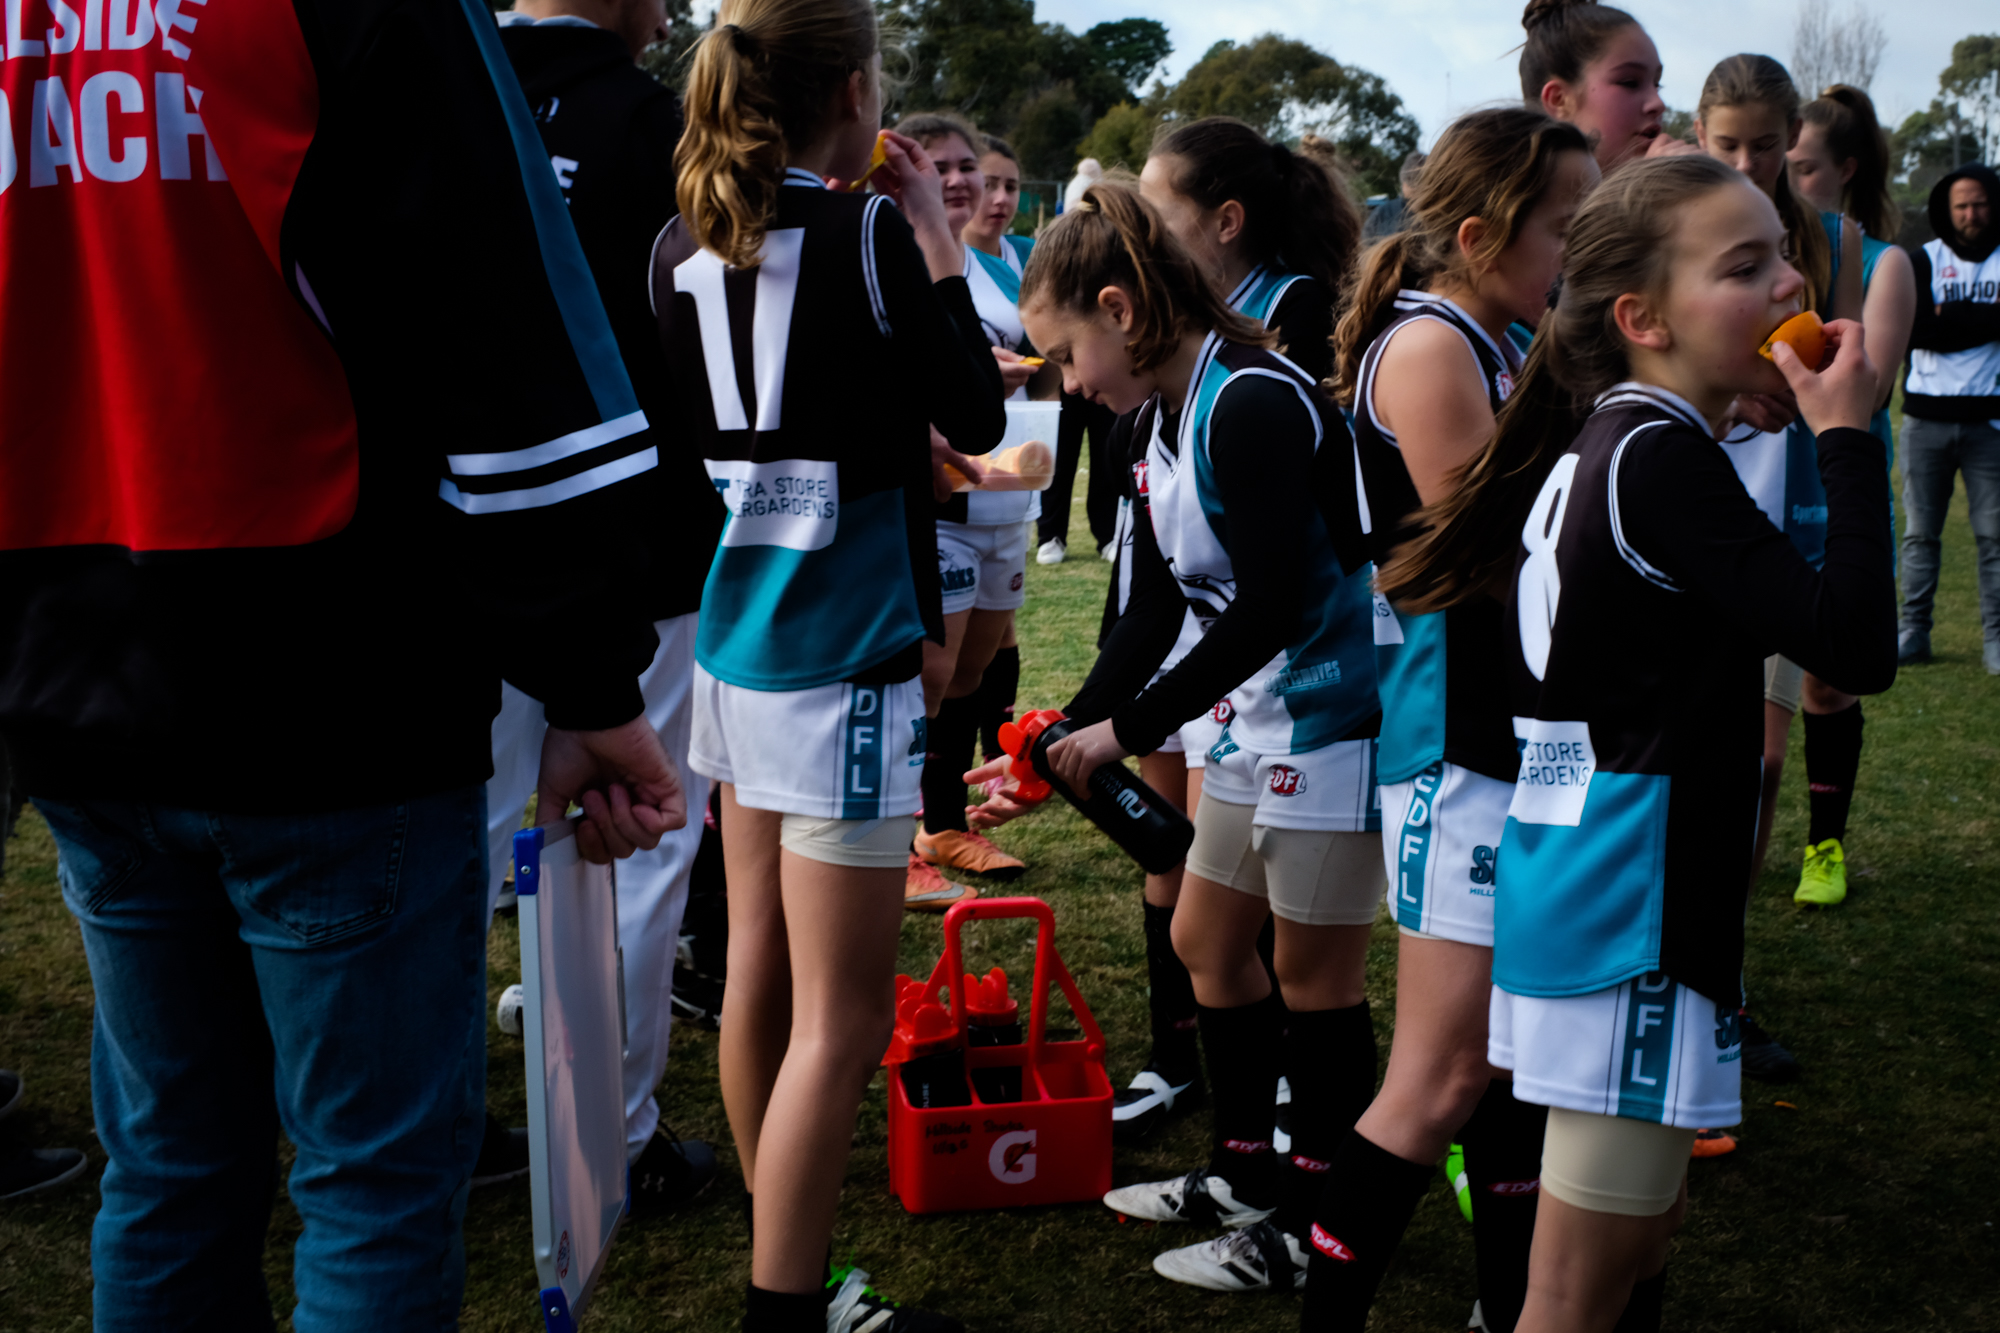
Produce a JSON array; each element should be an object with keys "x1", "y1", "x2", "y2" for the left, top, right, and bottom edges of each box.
[
  {"x1": 656, "y1": 2, "x2": 1003, "y2": 1326},
  {"x1": 1310, "y1": 105, "x2": 1596, "y2": 1333},
  {"x1": 970, "y1": 182, "x2": 1381, "y2": 1295},
  {"x1": 1376, "y1": 152, "x2": 1892, "y2": 1333}
]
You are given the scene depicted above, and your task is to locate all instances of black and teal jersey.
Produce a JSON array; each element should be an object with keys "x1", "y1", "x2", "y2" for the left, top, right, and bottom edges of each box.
[
  {"x1": 1068, "y1": 334, "x2": 1378, "y2": 756},
  {"x1": 1227, "y1": 265, "x2": 1333, "y2": 387},
  {"x1": 1497, "y1": 383, "x2": 1895, "y2": 1007},
  {"x1": 652, "y1": 172, "x2": 1005, "y2": 691},
  {"x1": 1353, "y1": 291, "x2": 1523, "y2": 784}
]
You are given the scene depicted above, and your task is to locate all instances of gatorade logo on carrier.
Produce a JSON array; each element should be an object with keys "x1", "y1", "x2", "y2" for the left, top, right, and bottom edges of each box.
[
  {"x1": 988, "y1": 1130, "x2": 1036, "y2": 1184},
  {"x1": 1310, "y1": 1224, "x2": 1355, "y2": 1263}
]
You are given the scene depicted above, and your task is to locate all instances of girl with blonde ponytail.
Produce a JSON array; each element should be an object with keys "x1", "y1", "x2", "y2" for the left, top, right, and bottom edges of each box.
[
  {"x1": 970, "y1": 182, "x2": 1383, "y2": 1299},
  {"x1": 653, "y1": 2, "x2": 1005, "y2": 1328},
  {"x1": 1312, "y1": 105, "x2": 1595, "y2": 1333}
]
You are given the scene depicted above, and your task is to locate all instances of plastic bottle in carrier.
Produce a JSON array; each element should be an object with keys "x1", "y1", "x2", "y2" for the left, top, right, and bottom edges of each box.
[
  {"x1": 998, "y1": 709, "x2": 1195, "y2": 874},
  {"x1": 964, "y1": 968, "x2": 1023, "y2": 1103},
  {"x1": 896, "y1": 983, "x2": 971, "y2": 1109}
]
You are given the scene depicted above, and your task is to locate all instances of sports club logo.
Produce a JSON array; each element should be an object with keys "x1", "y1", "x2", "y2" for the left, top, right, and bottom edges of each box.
[
  {"x1": 1310, "y1": 1224, "x2": 1355, "y2": 1263},
  {"x1": 988, "y1": 1130, "x2": 1037, "y2": 1183},
  {"x1": 1223, "y1": 1138, "x2": 1272, "y2": 1154},
  {"x1": 1210, "y1": 699, "x2": 1235, "y2": 725},
  {"x1": 1487, "y1": 1179, "x2": 1540, "y2": 1195},
  {"x1": 1268, "y1": 764, "x2": 1308, "y2": 796},
  {"x1": 1010, "y1": 571, "x2": 1024, "y2": 592},
  {"x1": 1495, "y1": 369, "x2": 1516, "y2": 400},
  {"x1": 1942, "y1": 264, "x2": 1958, "y2": 278},
  {"x1": 1132, "y1": 458, "x2": 1150, "y2": 496},
  {"x1": 1290, "y1": 1155, "x2": 1332, "y2": 1173}
]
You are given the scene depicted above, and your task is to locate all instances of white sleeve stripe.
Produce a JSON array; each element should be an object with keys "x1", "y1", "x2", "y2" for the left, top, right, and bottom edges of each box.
[
  {"x1": 861, "y1": 196, "x2": 892, "y2": 338},
  {"x1": 1608, "y1": 426, "x2": 1682, "y2": 591},
  {"x1": 439, "y1": 446, "x2": 658, "y2": 513},
  {"x1": 445, "y1": 410, "x2": 649, "y2": 478}
]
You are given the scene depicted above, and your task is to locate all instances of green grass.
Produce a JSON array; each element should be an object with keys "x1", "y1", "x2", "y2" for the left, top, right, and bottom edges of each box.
[{"x1": 1, "y1": 450, "x2": 1995, "y2": 1332}]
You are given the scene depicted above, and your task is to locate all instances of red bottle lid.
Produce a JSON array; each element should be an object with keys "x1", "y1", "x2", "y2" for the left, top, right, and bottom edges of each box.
[
  {"x1": 963, "y1": 968, "x2": 1018, "y2": 1025},
  {"x1": 995, "y1": 708, "x2": 1065, "y2": 803}
]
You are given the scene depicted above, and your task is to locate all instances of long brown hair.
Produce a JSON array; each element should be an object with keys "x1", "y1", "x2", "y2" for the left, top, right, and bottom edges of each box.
[
  {"x1": 675, "y1": 0, "x2": 879, "y2": 269},
  {"x1": 1518, "y1": 0, "x2": 1640, "y2": 103},
  {"x1": 1698, "y1": 54, "x2": 1832, "y2": 310},
  {"x1": 1019, "y1": 181, "x2": 1270, "y2": 373},
  {"x1": 1150, "y1": 117, "x2": 1363, "y2": 307},
  {"x1": 1801, "y1": 84, "x2": 1899, "y2": 242},
  {"x1": 1376, "y1": 154, "x2": 1741, "y2": 612},
  {"x1": 1331, "y1": 106, "x2": 1590, "y2": 405},
  {"x1": 895, "y1": 111, "x2": 982, "y2": 159}
]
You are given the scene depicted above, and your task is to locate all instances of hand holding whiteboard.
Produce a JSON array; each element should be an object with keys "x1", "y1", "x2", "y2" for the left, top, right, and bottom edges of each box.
[{"x1": 515, "y1": 822, "x2": 628, "y2": 1332}]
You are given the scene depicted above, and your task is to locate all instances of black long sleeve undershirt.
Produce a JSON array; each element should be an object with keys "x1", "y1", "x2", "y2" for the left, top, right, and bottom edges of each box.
[
  {"x1": 1623, "y1": 424, "x2": 1897, "y2": 697},
  {"x1": 1067, "y1": 376, "x2": 1326, "y2": 756}
]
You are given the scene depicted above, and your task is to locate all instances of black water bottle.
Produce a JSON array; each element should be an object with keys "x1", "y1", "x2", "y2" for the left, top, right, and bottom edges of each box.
[
  {"x1": 964, "y1": 969, "x2": 1023, "y2": 1104},
  {"x1": 1001, "y1": 710, "x2": 1195, "y2": 874},
  {"x1": 896, "y1": 996, "x2": 972, "y2": 1108}
]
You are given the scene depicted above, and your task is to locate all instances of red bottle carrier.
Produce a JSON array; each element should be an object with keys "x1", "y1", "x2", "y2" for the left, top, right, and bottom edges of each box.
[{"x1": 884, "y1": 897, "x2": 1112, "y2": 1214}]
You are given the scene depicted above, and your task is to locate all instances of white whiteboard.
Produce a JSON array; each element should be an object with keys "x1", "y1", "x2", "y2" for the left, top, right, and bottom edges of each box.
[{"x1": 516, "y1": 822, "x2": 628, "y2": 1331}]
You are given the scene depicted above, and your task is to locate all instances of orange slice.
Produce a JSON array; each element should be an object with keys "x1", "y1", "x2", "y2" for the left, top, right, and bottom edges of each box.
[
  {"x1": 847, "y1": 134, "x2": 890, "y2": 192},
  {"x1": 1016, "y1": 356, "x2": 1045, "y2": 368},
  {"x1": 1757, "y1": 310, "x2": 1825, "y2": 367}
]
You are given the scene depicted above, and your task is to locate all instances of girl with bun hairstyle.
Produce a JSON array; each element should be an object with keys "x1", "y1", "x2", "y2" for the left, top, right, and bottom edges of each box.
[
  {"x1": 1519, "y1": 0, "x2": 1701, "y2": 171},
  {"x1": 970, "y1": 181, "x2": 1382, "y2": 1297},
  {"x1": 1378, "y1": 152, "x2": 1892, "y2": 1333},
  {"x1": 1779, "y1": 83, "x2": 1915, "y2": 909},
  {"x1": 1307, "y1": 106, "x2": 1597, "y2": 1333},
  {"x1": 656, "y1": 0, "x2": 1003, "y2": 1326}
]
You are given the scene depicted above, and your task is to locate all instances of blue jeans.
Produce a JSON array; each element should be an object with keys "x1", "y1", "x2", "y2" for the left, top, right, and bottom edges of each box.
[
  {"x1": 40, "y1": 788, "x2": 488, "y2": 1333},
  {"x1": 1899, "y1": 415, "x2": 2000, "y2": 643}
]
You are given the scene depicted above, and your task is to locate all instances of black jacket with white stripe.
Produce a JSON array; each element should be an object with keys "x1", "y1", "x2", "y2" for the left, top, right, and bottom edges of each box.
[{"x1": 0, "y1": 0, "x2": 663, "y2": 812}]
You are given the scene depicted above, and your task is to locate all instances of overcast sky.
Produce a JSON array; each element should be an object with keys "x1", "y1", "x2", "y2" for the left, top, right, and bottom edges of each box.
[{"x1": 1049, "y1": 0, "x2": 1978, "y2": 148}]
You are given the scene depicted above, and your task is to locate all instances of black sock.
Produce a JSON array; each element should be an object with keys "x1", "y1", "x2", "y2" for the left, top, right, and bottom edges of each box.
[
  {"x1": 1142, "y1": 900, "x2": 1200, "y2": 1082},
  {"x1": 920, "y1": 694, "x2": 978, "y2": 835},
  {"x1": 1804, "y1": 701, "x2": 1864, "y2": 845},
  {"x1": 976, "y1": 645, "x2": 1020, "y2": 761},
  {"x1": 1459, "y1": 1080, "x2": 1548, "y2": 1333},
  {"x1": 1298, "y1": 1130, "x2": 1436, "y2": 1333},
  {"x1": 1274, "y1": 1002, "x2": 1377, "y2": 1239},
  {"x1": 1612, "y1": 1267, "x2": 1667, "y2": 1333},
  {"x1": 1195, "y1": 992, "x2": 1285, "y2": 1205},
  {"x1": 743, "y1": 1283, "x2": 825, "y2": 1333}
]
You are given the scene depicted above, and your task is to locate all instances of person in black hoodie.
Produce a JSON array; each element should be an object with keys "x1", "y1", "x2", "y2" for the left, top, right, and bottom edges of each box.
[
  {"x1": 490, "y1": 0, "x2": 728, "y2": 1210},
  {"x1": 1898, "y1": 162, "x2": 2000, "y2": 673}
]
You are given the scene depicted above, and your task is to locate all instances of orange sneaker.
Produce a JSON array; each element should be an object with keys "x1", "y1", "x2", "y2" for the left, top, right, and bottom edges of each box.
[
  {"x1": 904, "y1": 855, "x2": 977, "y2": 912},
  {"x1": 914, "y1": 827, "x2": 1027, "y2": 880},
  {"x1": 1691, "y1": 1129, "x2": 1737, "y2": 1158}
]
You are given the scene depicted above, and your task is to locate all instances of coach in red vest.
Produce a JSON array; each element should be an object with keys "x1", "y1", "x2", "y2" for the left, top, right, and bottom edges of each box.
[{"x1": 0, "y1": 1, "x2": 683, "y2": 1327}]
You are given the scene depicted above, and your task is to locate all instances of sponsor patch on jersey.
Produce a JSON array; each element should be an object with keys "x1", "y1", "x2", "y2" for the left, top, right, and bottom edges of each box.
[
  {"x1": 1495, "y1": 369, "x2": 1515, "y2": 399},
  {"x1": 1508, "y1": 717, "x2": 1595, "y2": 826},
  {"x1": 709, "y1": 457, "x2": 838, "y2": 550},
  {"x1": 1310, "y1": 1224, "x2": 1355, "y2": 1263},
  {"x1": 1371, "y1": 590, "x2": 1405, "y2": 646},
  {"x1": 1267, "y1": 764, "x2": 1308, "y2": 796},
  {"x1": 1132, "y1": 458, "x2": 1150, "y2": 496}
]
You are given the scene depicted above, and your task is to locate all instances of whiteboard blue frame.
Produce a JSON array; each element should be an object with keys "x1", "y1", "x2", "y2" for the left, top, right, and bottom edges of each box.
[{"x1": 515, "y1": 823, "x2": 630, "y2": 1332}]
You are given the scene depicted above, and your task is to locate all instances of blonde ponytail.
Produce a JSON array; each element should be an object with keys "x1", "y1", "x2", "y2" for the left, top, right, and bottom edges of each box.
[{"x1": 674, "y1": 0, "x2": 879, "y2": 269}]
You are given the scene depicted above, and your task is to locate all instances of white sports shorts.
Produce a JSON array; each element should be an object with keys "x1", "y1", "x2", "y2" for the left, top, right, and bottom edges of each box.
[
  {"x1": 1155, "y1": 700, "x2": 1229, "y2": 769},
  {"x1": 1200, "y1": 735, "x2": 1380, "y2": 833},
  {"x1": 1489, "y1": 973, "x2": 1743, "y2": 1130},
  {"x1": 937, "y1": 519, "x2": 1028, "y2": 615},
  {"x1": 1378, "y1": 761, "x2": 1510, "y2": 947},
  {"x1": 690, "y1": 666, "x2": 927, "y2": 821}
]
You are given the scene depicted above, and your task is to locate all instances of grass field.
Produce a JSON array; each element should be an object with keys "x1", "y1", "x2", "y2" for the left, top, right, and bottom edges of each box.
[{"x1": 1, "y1": 453, "x2": 1995, "y2": 1333}]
